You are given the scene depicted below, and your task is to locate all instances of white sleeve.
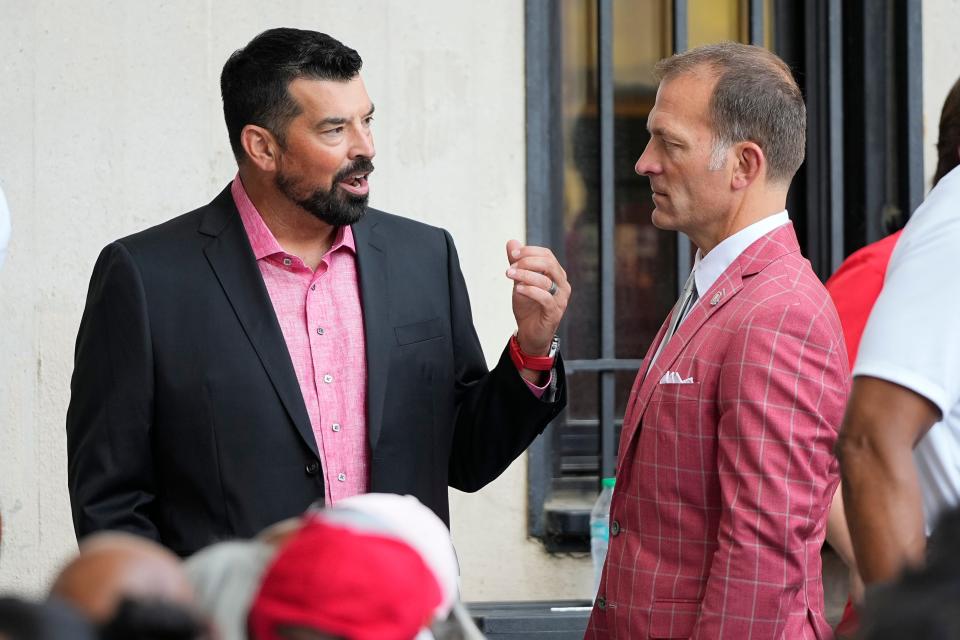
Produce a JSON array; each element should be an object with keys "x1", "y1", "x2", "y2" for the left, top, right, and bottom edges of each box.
[{"x1": 853, "y1": 168, "x2": 960, "y2": 417}]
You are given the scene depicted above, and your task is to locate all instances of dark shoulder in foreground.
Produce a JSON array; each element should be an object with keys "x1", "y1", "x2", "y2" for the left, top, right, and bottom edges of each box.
[
  {"x1": 106, "y1": 188, "x2": 454, "y2": 270},
  {"x1": 113, "y1": 185, "x2": 236, "y2": 253},
  {"x1": 111, "y1": 189, "x2": 450, "y2": 252}
]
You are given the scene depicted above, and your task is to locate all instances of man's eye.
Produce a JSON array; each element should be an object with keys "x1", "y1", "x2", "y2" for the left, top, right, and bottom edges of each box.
[
  {"x1": 364, "y1": 116, "x2": 374, "y2": 126},
  {"x1": 325, "y1": 127, "x2": 345, "y2": 135}
]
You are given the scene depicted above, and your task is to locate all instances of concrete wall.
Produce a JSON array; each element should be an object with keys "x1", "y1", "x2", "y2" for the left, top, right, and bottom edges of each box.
[
  {"x1": 923, "y1": 0, "x2": 960, "y2": 190},
  {"x1": 1, "y1": 0, "x2": 954, "y2": 606},
  {"x1": 0, "y1": 0, "x2": 591, "y2": 600}
]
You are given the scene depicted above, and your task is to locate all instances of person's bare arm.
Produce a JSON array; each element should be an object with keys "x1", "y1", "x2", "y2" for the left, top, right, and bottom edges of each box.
[
  {"x1": 825, "y1": 484, "x2": 864, "y2": 602},
  {"x1": 836, "y1": 376, "x2": 940, "y2": 584}
]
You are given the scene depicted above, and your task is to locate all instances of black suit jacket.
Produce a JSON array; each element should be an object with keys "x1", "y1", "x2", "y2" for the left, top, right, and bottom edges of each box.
[{"x1": 66, "y1": 186, "x2": 565, "y2": 555}]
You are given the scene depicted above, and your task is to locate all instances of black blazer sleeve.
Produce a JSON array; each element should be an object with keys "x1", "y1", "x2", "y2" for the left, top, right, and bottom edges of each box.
[
  {"x1": 442, "y1": 229, "x2": 566, "y2": 492},
  {"x1": 66, "y1": 242, "x2": 159, "y2": 540}
]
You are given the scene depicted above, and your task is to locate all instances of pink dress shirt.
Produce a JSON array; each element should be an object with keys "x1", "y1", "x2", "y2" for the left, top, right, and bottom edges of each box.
[
  {"x1": 232, "y1": 176, "x2": 369, "y2": 505},
  {"x1": 231, "y1": 175, "x2": 550, "y2": 506}
]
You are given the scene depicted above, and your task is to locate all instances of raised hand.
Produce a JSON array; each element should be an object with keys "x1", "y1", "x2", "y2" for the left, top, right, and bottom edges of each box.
[{"x1": 504, "y1": 239, "x2": 571, "y2": 356}]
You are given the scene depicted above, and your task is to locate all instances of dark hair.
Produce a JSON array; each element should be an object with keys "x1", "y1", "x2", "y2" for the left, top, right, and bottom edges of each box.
[
  {"x1": 99, "y1": 598, "x2": 210, "y2": 640},
  {"x1": 220, "y1": 28, "x2": 363, "y2": 161},
  {"x1": 0, "y1": 597, "x2": 95, "y2": 640},
  {"x1": 858, "y1": 507, "x2": 960, "y2": 639},
  {"x1": 933, "y1": 76, "x2": 960, "y2": 187},
  {"x1": 655, "y1": 42, "x2": 806, "y2": 184}
]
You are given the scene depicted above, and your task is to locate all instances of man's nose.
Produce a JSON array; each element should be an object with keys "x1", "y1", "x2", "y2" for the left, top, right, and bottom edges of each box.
[
  {"x1": 351, "y1": 127, "x2": 376, "y2": 160},
  {"x1": 635, "y1": 142, "x2": 659, "y2": 176}
]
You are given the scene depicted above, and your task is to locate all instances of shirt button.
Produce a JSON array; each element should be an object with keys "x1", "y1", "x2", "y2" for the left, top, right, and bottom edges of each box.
[
  {"x1": 323, "y1": 374, "x2": 333, "y2": 384},
  {"x1": 611, "y1": 520, "x2": 621, "y2": 536},
  {"x1": 597, "y1": 596, "x2": 606, "y2": 610},
  {"x1": 316, "y1": 327, "x2": 325, "y2": 335},
  {"x1": 332, "y1": 423, "x2": 341, "y2": 432},
  {"x1": 337, "y1": 473, "x2": 346, "y2": 482},
  {"x1": 282, "y1": 257, "x2": 292, "y2": 266}
]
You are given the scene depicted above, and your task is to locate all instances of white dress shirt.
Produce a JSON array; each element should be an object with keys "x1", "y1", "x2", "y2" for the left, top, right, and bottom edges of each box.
[
  {"x1": 649, "y1": 211, "x2": 790, "y2": 369},
  {"x1": 692, "y1": 210, "x2": 790, "y2": 299}
]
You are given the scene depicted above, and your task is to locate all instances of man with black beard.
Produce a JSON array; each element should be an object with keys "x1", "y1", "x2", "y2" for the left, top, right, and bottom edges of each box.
[{"x1": 66, "y1": 28, "x2": 570, "y2": 555}]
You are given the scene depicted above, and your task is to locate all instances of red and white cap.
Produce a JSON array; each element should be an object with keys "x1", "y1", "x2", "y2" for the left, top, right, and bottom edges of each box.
[
  {"x1": 317, "y1": 493, "x2": 460, "y2": 621},
  {"x1": 248, "y1": 518, "x2": 442, "y2": 640}
]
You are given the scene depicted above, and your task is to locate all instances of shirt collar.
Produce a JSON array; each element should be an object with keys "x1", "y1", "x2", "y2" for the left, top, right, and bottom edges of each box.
[
  {"x1": 693, "y1": 210, "x2": 789, "y2": 296},
  {"x1": 230, "y1": 174, "x2": 356, "y2": 262}
]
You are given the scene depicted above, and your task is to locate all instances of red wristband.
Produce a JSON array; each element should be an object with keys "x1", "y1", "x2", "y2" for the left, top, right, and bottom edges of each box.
[{"x1": 509, "y1": 334, "x2": 557, "y2": 372}]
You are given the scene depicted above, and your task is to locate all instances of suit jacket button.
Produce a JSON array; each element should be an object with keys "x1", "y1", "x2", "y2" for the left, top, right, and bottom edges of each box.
[
  {"x1": 305, "y1": 461, "x2": 320, "y2": 476},
  {"x1": 610, "y1": 520, "x2": 621, "y2": 536},
  {"x1": 597, "y1": 596, "x2": 606, "y2": 610}
]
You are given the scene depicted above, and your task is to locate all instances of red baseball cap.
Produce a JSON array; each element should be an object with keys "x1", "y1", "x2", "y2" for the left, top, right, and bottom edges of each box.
[{"x1": 248, "y1": 518, "x2": 442, "y2": 640}]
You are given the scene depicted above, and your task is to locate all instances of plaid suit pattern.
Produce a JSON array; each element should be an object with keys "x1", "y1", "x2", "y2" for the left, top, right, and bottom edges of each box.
[{"x1": 586, "y1": 224, "x2": 849, "y2": 640}]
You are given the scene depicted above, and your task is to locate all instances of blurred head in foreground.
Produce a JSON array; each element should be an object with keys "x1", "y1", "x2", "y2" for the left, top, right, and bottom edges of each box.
[
  {"x1": 0, "y1": 596, "x2": 94, "y2": 640},
  {"x1": 247, "y1": 516, "x2": 442, "y2": 640},
  {"x1": 49, "y1": 532, "x2": 196, "y2": 623},
  {"x1": 318, "y1": 493, "x2": 460, "y2": 621},
  {"x1": 98, "y1": 597, "x2": 210, "y2": 640},
  {"x1": 185, "y1": 538, "x2": 276, "y2": 640},
  {"x1": 858, "y1": 507, "x2": 960, "y2": 639}
]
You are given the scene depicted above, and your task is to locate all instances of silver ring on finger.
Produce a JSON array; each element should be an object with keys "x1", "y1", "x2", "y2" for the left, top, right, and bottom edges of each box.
[{"x1": 548, "y1": 280, "x2": 559, "y2": 296}]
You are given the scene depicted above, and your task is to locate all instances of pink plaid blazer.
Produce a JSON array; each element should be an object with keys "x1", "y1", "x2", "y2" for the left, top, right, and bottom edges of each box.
[{"x1": 586, "y1": 223, "x2": 849, "y2": 640}]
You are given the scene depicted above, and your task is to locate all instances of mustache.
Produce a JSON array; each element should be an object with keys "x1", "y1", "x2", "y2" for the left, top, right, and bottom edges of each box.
[{"x1": 334, "y1": 158, "x2": 375, "y2": 183}]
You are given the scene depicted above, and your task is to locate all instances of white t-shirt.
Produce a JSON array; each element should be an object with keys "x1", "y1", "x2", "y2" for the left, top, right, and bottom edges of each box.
[{"x1": 855, "y1": 165, "x2": 960, "y2": 533}]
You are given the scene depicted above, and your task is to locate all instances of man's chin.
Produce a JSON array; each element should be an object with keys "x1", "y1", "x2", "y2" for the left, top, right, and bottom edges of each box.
[
  {"x1": 337, "y1": 195, "x2": 368, "y2": 225},
  {"x1": 299, "y1": 193, "x2": 368, "y2": 226},
  {"x1": 342, "y1": 205, "x2": 367, "y2": 226},
  {"x1": 650, "y1": 207, "x2": 676, "y2": 232},
  {"x1": 315, "y1": 205, "x2": 366, "y2": 227}
]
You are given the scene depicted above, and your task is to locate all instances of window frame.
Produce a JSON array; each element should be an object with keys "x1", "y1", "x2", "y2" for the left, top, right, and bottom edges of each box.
[{"x1": 524, "y1": 0, "x2": 923, "y2": 549}]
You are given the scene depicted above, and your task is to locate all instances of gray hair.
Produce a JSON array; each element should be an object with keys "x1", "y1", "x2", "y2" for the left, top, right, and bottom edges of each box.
[
  {"x1": 185, "y1": 540, "x2": 275, "y2": 640},
  {"x1": 655, "y1": 41, "x2": 806, "y2": 184}
]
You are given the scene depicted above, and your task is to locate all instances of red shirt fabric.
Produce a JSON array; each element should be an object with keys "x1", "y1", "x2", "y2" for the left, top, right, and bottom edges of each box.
[
  {"x1": 232, "y1": 176, "x2": 370, "y2": 505},
  {"x1": 823, "y1": 229, "x2": 902, "y2": 638},
  {"x1": 824, "y1": 230, "x2": 903, "y2": 369}
]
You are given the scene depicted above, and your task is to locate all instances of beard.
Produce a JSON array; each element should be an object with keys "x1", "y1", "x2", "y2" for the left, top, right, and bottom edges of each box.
[{"x1": 275, "y1": 158, "x2": 374, "y2": 227}]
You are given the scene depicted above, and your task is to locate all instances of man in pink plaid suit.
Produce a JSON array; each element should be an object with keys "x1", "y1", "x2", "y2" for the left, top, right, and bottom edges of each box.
[{"x1": 586, "y1": 43, "x2": 849, "y2": 639}]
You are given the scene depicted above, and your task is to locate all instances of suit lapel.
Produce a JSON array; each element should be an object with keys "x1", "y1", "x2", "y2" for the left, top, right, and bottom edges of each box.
[
  {"x1": 622, "y1": 318, "x2": 670, "y2": 430},
  {"x1": 618, "y1": 268, "x2": 744, "y2": 449},
  {"x1": 199, "y1": 187, "x2": 318, "y2": 459},
  {"x1": 641, "y1": 268, "x2": 744, "y2": 398},
  {"x1": 619, "y1": 223, "x2": 802, "y2": 450},
  {"x1": 352, "y1": 213, "x2": 391, "y2": 452}
]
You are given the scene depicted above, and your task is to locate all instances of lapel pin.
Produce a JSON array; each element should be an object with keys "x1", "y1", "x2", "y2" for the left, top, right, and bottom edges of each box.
[{"x1": 710, "y1": 290, "x2": 723, "y2": 306}]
